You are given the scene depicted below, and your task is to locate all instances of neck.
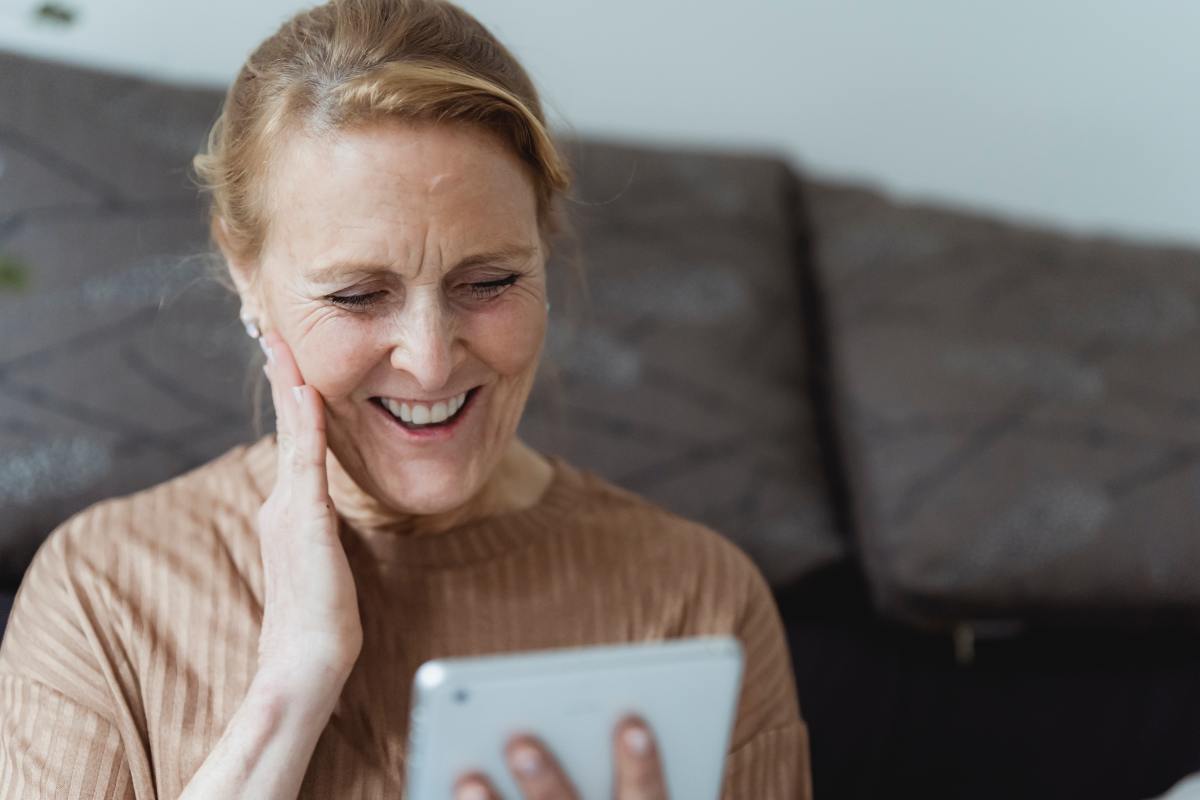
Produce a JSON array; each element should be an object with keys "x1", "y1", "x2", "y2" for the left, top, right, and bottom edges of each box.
[{"x1": 324, "y1": 439, "x2": 554, "y2": 537}]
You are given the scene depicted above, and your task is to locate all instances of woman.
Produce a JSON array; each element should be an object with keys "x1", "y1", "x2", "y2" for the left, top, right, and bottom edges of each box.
[{"x1": 0, "y1": 0, "x2": 810, "y2": 797}]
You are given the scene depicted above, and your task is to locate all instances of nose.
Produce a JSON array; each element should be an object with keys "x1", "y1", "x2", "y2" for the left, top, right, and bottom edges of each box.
[{"x1": 388, "y1": 290, "x2": 457, "y2": 392}]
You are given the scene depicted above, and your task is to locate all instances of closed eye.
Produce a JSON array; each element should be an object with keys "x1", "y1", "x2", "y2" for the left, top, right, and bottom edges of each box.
[
  {"x1": 327, "y1": 274, "x2": 521, "y2": 309},
  {"x1": 467, "y1": 274, "x2": 519, "y2": 300},
  {"x1": 328, "y1": 290, "x2": 386, "y2": 308}
]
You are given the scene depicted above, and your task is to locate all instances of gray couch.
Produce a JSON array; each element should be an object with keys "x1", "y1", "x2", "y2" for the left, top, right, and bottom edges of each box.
[{"x1": 3, "y1": 51, "x2": 1199, "y2": 800}]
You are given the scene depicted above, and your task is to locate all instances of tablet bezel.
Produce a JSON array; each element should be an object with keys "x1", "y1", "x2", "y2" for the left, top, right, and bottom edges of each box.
[{"x1": 405, "y1": 635, "x2": 744, "y2": 800}]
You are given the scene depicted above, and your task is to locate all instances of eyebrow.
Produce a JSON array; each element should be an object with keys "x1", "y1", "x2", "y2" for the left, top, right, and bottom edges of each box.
[{"x1": 304, "y1": 244, "x2": 538, "y2": 284}]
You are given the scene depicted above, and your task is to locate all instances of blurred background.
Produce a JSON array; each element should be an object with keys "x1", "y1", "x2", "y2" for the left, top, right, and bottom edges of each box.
[
  {"x1": 1, "y1": 0, "x2": 1197, "y2": 245},
  {"x1": 2, "y1": 3, "x2": 1199, "y2": 800}
]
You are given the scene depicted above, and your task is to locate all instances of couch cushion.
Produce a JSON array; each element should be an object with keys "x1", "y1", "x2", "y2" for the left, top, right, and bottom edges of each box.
[
  {"x1": 0, "y1": 51, "x2": 263, "y2": 590},
  {"x1": 522, "y1": 140, "x2": 845, "y2": 585},
  {"x1": 0, "y1": 49, "x2": 843, "y2": 592},
  {"x1": 808, "y1": 180, "x2": 1200, "y2": 625}
]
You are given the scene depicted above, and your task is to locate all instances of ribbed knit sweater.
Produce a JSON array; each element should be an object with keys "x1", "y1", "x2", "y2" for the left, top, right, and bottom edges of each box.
[{"x1": 0, "y1": 434, "x2": 811, "y2": 798}]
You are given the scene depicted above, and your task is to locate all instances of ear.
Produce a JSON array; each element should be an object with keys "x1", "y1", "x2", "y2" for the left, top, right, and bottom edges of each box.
[{"x1": 212, "y1": 216, "x2": 263, "y2": 319}]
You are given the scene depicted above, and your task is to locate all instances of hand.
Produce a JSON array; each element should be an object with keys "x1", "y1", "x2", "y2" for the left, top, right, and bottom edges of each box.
[
  {"x1": 453, "y1": 715, "x2": 669, "y2": 800},
  {"x1": 256, "y1": 329, "x2": 363, "y2": 685}
]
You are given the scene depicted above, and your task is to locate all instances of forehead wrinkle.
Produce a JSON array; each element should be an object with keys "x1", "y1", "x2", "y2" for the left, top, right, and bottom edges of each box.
[
  {"x1": 264, "y1": 122, "x2": 539, "y2": 291},
  {"x1": 303, "y1": 241, "x2": 540, "y2": 286}
]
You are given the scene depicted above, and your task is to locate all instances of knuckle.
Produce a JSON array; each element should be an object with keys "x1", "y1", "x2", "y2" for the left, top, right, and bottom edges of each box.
[
  {"x1": 453, "y1": 775, "x2": 494, "y2": 800},
  {"x1": 287, "y1": 441, "x2": 319, "y2": 472},
  {"x1": 301, "y1": 511, "x2": 335, "y2": 534},
  {"x1": 256, "y1": 495, "x2": 294, "y2": 534}
]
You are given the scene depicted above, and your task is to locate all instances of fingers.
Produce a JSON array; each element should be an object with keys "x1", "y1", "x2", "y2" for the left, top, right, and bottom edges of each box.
[
  {"x1": 454, "y1": 773, "x2": 502, "y2": 800},
  {"x1": 260, "y1": 332, "x2": 295, "y2": 443},
  {"x1": 262, "y1": 330, "x2": 301, "y2": 446},
  {"x1": 290, "y1": 385, "x2": 330, "y2": 501},
  {"x1": 262, "y1": 328, "x2": 306, "y2": 393},
  {"x1": 457, "y1": 723, "x2": 665, "y2": 800},
  {"x1": 260, "y1": 329, "x2": 330, "y2": 504},
  {"x1": 504, "y1": 737, "x2": 580, "y2": 800},
  {"x1": 613, "y1": 717, "x2": 668, "y2": 800}
]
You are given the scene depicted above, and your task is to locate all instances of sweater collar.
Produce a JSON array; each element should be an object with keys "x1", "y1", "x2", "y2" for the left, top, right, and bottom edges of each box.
[{"x1": 244, "y1": 434, "x2": 580, "y2": 567}]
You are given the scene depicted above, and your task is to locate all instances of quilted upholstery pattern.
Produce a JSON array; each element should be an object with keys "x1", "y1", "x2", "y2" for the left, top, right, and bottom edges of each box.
[
  {"x1": 0, "y1": 52, "x2": 263, "y2": 588},
  {"x1": 526, "y1": 140, "x2": 844, "y2": 585},
  {"x1": 0, "y1": 51, "x2": 842, "y2": 592},
  {"x1": 808, "y1": 181, "x2": 1200, "y2": 625}
]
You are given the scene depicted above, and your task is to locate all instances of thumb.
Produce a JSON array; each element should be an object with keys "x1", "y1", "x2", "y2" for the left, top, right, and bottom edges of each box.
[{"x1": 288, "y1": 384, "x2": 331, "y2": 505}]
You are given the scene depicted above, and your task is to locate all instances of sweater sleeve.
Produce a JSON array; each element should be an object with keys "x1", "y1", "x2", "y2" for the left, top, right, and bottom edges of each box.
[
  {"x1": 717, "y1": 540, "x2": 813, "y2": 800},
  {"x1": 0, "y1": 525, "x2": 138, "y2": 799},
  {"x1": 721, "y1": 719, "x2": 812, "y2": 800}
]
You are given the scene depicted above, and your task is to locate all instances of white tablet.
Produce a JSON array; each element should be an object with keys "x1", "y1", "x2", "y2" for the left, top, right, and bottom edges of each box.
[{"x1": 404, "y1": 635, "x2": 744, "y2": 800}]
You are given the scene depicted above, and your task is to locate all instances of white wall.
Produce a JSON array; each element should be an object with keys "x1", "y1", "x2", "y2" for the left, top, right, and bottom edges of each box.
[{"x1": 2, "y1": 1, "x2": 1197, "y2": 245}]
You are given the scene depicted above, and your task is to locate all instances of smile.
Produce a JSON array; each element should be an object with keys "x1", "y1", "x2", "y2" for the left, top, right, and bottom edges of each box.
[{"x1": 371, "y1": 388, "x2": 479, "y2": 431}]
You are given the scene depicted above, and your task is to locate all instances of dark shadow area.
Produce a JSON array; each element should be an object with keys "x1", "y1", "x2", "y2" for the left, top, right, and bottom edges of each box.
[{"x1": 777, "y1": 564, "x2": 1200, "y2": 800}]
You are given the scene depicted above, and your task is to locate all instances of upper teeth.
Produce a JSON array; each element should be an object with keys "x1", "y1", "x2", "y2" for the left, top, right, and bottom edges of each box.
[{"x1": 381, "y1": 392, "x2": 468, "y2": 425}]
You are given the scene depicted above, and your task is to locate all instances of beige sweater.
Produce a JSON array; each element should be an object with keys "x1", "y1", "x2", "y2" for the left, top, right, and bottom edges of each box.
[{"x1": 0, "y1": 434, "x2": 811, "y2": 798}]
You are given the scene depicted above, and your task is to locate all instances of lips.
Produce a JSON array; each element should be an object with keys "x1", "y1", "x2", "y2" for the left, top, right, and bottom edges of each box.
[
  {"x1": 367, "y1": 386, "x2": 480, "y2": 438},
  {"x1": 377, "y1": 389, "x2": 470, "y2": 426}
]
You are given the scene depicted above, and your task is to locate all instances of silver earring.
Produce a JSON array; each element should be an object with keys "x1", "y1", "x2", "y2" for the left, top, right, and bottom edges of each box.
[
  {"x1": 545, "y1": 300, "x2": 552, "y2": 313},
  {"x1": 240, "y1": 313, "x2": 261, "y2": 339}
]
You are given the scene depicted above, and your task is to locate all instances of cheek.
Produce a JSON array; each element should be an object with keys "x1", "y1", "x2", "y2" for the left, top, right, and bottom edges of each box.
[
  {"x1": 266, "y1": 288, "x2": 380, "y2": 399},
  {"x1": 465, "y1": 303, "x2": 546, "y2": 377},
  {"x1": 292, "y1": 322, "x2": 381, "y2": 399}
]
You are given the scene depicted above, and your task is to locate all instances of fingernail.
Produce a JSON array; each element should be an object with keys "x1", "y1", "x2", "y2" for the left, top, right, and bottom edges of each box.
[
  {"x1": 292, "y1": 386, "x2": 305, "y2": 404},
  {"x1": 456, "y1": 781, "x2": 489, "y2": 800},
  {"x1": 510, "y1": 744, "x2": 542, "y2": 776},
  {"x1": 623, "y1": 725, "x2": 651, "y2": 756},
  {"x1": 258, "y1": 337, "x2": 274, "y2": 362}
]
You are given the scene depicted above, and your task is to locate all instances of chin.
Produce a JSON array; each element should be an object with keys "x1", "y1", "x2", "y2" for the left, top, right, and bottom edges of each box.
[{"x1": 373, "y1": 457, "x2": 485, "y2": 516}]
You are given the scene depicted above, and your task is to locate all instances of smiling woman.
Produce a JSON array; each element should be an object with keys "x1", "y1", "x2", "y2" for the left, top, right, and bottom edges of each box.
[
  {"x1": 225, "y1": 119, "x2": 553, "y2": 522},
  {"x1": 0, "y1": 1, "x2": 811, "y2": 798}
]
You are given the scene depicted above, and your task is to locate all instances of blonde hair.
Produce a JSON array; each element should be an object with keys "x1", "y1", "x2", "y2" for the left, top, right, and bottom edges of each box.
[{"x1": 192, "y1": 0, "x2": 573, "y2": 268}]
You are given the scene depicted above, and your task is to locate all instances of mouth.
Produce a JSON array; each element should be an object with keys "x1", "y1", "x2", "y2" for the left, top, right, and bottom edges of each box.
[{"x1": 369, "y1": 386, "x2": 481, "y2": 438}]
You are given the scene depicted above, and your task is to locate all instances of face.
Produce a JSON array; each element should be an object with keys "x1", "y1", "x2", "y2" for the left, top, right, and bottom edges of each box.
[{"x1": 241, "y1": 119, "x2": 548, "y2": 515}]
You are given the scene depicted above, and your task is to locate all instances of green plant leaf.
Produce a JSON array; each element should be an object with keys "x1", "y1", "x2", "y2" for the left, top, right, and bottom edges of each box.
[{"x1": 0, "y1": 254, "x2": 30, "y2": 292}]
